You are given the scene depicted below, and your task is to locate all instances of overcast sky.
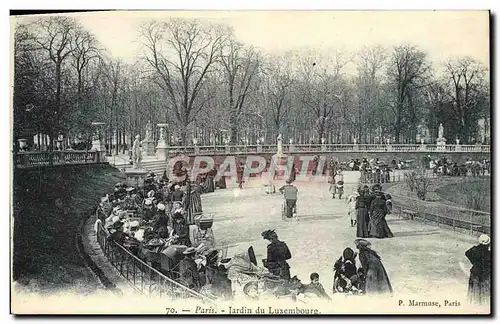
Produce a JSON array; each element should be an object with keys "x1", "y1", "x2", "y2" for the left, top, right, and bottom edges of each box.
[{"x1": 13, "y1": 10, "x2": 489, "y2": 74}]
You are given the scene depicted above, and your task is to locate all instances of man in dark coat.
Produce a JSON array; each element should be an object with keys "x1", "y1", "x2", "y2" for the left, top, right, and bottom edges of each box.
[
  {"x1": 466, "y1": 234, "x2": 491, "y2": 306},
  {"x1": 171, "y1": 185, "x2": 184, "y2": 203},
  {"x1": 107, "y1": 221, "x2": 133, "y2": 246},
  {"x1": 279, "y1": 180, "x2": 298, "y2": 218},
  {"x1": 172, "y1": 211, "x2": 191, "y2": 246},
  {"x1": 178, "y1": 247, "x2": 201, "y2": 291},
  {"x1": 151, "y1": 203, "x2": 170, "y2": 238},
  {"x1": 354, "y1": 239, "x2": 393, "y2": 295},
  {"x1": 262, "y1": 230, "x2": 292, "y2": 280}
]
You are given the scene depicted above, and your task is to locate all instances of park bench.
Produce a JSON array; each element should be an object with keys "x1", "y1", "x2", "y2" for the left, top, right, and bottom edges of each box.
[
  {"x1": 471, "y1": 225, "x2": 483, "y2": 236},
  {"x1": 401, "y1": 209, "x2": 417, "y2": 220}
]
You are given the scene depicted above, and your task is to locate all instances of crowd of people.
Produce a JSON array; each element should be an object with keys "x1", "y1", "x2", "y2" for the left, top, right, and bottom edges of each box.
[{"x1": 93, "y1": 152, "x2": 489, "y2": 307}]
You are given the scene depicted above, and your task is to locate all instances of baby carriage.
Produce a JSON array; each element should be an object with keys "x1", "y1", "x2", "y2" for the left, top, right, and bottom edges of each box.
[{"x1": 281, "y1": 201, "x2": 298, "y2": 220}]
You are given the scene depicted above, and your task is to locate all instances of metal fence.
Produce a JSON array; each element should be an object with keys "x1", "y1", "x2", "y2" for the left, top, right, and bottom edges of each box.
[
  {"x1": 15, "y1": 150, "x2": 104, "y2": 168},
  {"x1": 392, "y1": 196, "x2": 490, "y2": 236},
  {"x1": 95, "y1": 218, "x2": 215, "y2": 303},
  {"x1": 166, "y1": 144, "x2": 490, "y2": 155}
]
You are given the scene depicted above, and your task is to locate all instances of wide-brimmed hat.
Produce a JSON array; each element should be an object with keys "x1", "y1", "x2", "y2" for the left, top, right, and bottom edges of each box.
[
  {"x1": 479, "y1": 234, "x2": 490, "y2": 245},
  {"x1": 354, "y1": 238, "x2": 372, "y2": 248},
  {"x1": 112, "y1": 221, "x2": 124, "y2": 229},
  {"x1": 157, "y1": 203, "x2": 166, "y2": 211},
  {"x1": 183, "y1": 247, "x2": 197, "y2": 255},
  {"x1": 144, "y1": 198, "x2": 153, "y2": 206},
  {"x1": 175, "y1": 185, "x2": 181, "y2": 190},
  {"x1": 261, "y1": 229, "x2": 277, "y2": 240},
  {"x1": 147, "y1": 190, "x2": 155, "y2": 198},
  {"x1": 126, "y1": 187, "x2": 135, "y2": 192}
]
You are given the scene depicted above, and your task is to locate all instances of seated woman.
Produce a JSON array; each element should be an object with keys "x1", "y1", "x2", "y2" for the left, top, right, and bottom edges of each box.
[
  {"x1": 191, "y1": 215, "x2": 215, "y2": 250},
  {"x1": 333, "y1": 247, "x2": 359, "y2": 294},
  {"x1": 171, "y1": 210, "x2": 191, "y2": 246}
]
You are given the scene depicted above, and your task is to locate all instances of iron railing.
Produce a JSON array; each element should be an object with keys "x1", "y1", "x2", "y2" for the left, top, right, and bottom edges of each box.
[
  {"x1": 95, "y1": 219, "x2": 215, "y2": 303},
  {"x1": 166, "y1": 144, "x2": 490, "y2": 155},
  {"x1": 392, "y1": 195, "x2": 490, "y2": 236},
  {"x1": 14, "y1": 150, "x2": 104, "y2": 168}
]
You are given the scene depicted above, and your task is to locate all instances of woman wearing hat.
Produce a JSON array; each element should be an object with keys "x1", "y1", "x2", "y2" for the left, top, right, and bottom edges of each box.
[
  {"x1": 141, "y1": 198, "x2": 157, "y2": 222},
  {"x1": 355, "y1": 187, "x2": 371, "y2": 237},
  {"x1": 178, "y1": 247, "x2": 202, "y2": 291},
  {"x1": 107, "y1": 221, "x2": 134, "y2": 246},
  {"x1": 262, "y1": 230, "x2": 292, "y2": 280},
  {"x1": 465, "y1": 234, "x2": 491, "y2": 305},
  {"x1": 354, "y1": 239, "x2": 392, "y2": 296},
  {"x1": 171, "y1": 211, "x2": 191, "y2": 246},
  {"x1": 151, "y1": 203, "x2": 170, "y2": 239},
  {"x1": 368, "y1": 190, "x2": 393, "y2": 239}
]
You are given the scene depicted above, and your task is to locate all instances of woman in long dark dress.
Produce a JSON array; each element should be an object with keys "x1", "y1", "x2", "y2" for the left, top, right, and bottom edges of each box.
[
  {"x1": 368, "y1": 191, "x2": 393, "y2": 239},
  {"x1": 466, "y1": 234, "x2": 491, "y2": 306},
  {"x1": 354, "y1": 239, "x2": 393, "y2": 295},
  {"x1": 355, "y1": 187, "x2": 370, "y2": 238}
]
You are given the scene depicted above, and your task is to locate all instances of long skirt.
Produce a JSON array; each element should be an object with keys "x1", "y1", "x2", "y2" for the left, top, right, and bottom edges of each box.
[
  {"x1": 356, "y1": 208, "x2": 370, "y2": 238},
  {"x1": 186, "y1": 192, "x2": 203, "y2": 225},
  {"x1": 217, "y1": 176, "x2": 227, "y2": 189},
  {"x1": 368, "y1": 209, "x2": 394, "y2": 238},
  {"x1": 204, "y1": 176, "x2": 215, "y2": 193},
  {"x1": 468, "y1": 275, "x2": 490, "y2": 306}
]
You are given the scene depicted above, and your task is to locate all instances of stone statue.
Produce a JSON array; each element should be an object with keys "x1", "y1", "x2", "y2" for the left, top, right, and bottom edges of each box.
[
  {"x1": 438, "y1": 123, "x2": 444, "y2": 139},
  {"x1": 159, "y1": 127, "x2": 165, "y2": 141},
  {"x1": 321, "y1": 137, "x2": 326, "y2": 144},
  {"x1": 277, "y1": 134, "x2": 283, "y2": 156},
  {"x1": 421, "y1": 138, "x2": 425, "y2": 145},
  {"x1": 144, "y1": 121, "x2": 152, "y2": 140},
  {"x1": 456, "y1": 138, "x2": 460, "y2": 145},
  {"x1": 289, "y1": 139, "x2": 293, "y2": 144},
  {"x1": 132, "y1": 134, "x2": 143, "y2": 169}
]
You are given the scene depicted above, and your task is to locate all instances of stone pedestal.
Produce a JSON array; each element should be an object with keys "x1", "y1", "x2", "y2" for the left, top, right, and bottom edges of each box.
[
  {"x1": 455, "y1": 145, "x2": 461, "y2": 152},
  {"x1": 353, "y1": 144, "x2": 359, "y2": 152},
  {"x1": 419, "y1": 144, "x2": 427, "y2": 151},
  {"x1": 124, "y1": 169, "x2": 149, "y2": 188},
  {"x1": 156, "y1": 140, "x2": 168, "y2": 161},
  {"x1": 143, "y1": 139, "x2": 155, "y2": 156},
  {"x1": 321, "y1": 144, "x2": 327, "y2": 152},
  {"x1": 225, "y1": 145, "x2": 230, "y2": 154},
  {"x1": 257, "y1": 144, "x2": 263, "y2": 153},
  {"x1": 436, "y1": 138, "x2": 446, "y2": 152},
  {"x1": 194, "y1": 145, "x2": 200, "y2": 155},
  {"x1": 156, "y1": 123, "x2": 169, "y2": 160},
  {"x1": 474, "y1": 144, "x2": 482, "y2": 152},
  {"x1": 289, "y1": 144, "x2": 295, "y2": 153},
  {"x1": 386, "y1": 144, "x2": 393, "y2": 151}
]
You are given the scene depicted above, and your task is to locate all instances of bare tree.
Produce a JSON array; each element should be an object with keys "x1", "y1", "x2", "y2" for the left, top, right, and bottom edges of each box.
[
  {"x1": 262, "y1": 54, "x2": 295, "y2": 139},
  {"x1": 294, "y1": 50, "x2": 348, "y2": 142},
  {"x1": 386, "y1": 45, "x2": 430, "y2": 143},
  {"x1": 140, "y1": 19, "x2": 231, "y2": 144},
  {"x1": 30, "y1": 16, "x2": 79, "y2": 148},
  {"x1": 220, "y1": 38, "x2": 260, "y2": 144},
  {"x1": 355, "y1": 45, "x2": 387, "y2": 143},
  {"x1": 444, "y1": 57, "x2": 488, "y2": 143}
]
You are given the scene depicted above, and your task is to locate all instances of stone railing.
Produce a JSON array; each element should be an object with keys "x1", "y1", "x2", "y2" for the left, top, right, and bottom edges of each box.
[
  {"x1": 14, "y1": 150, "x2": 105, "y2": 168},
  {"x1": 166, "y1": 144, "x2": 490, "y2": 155}
]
